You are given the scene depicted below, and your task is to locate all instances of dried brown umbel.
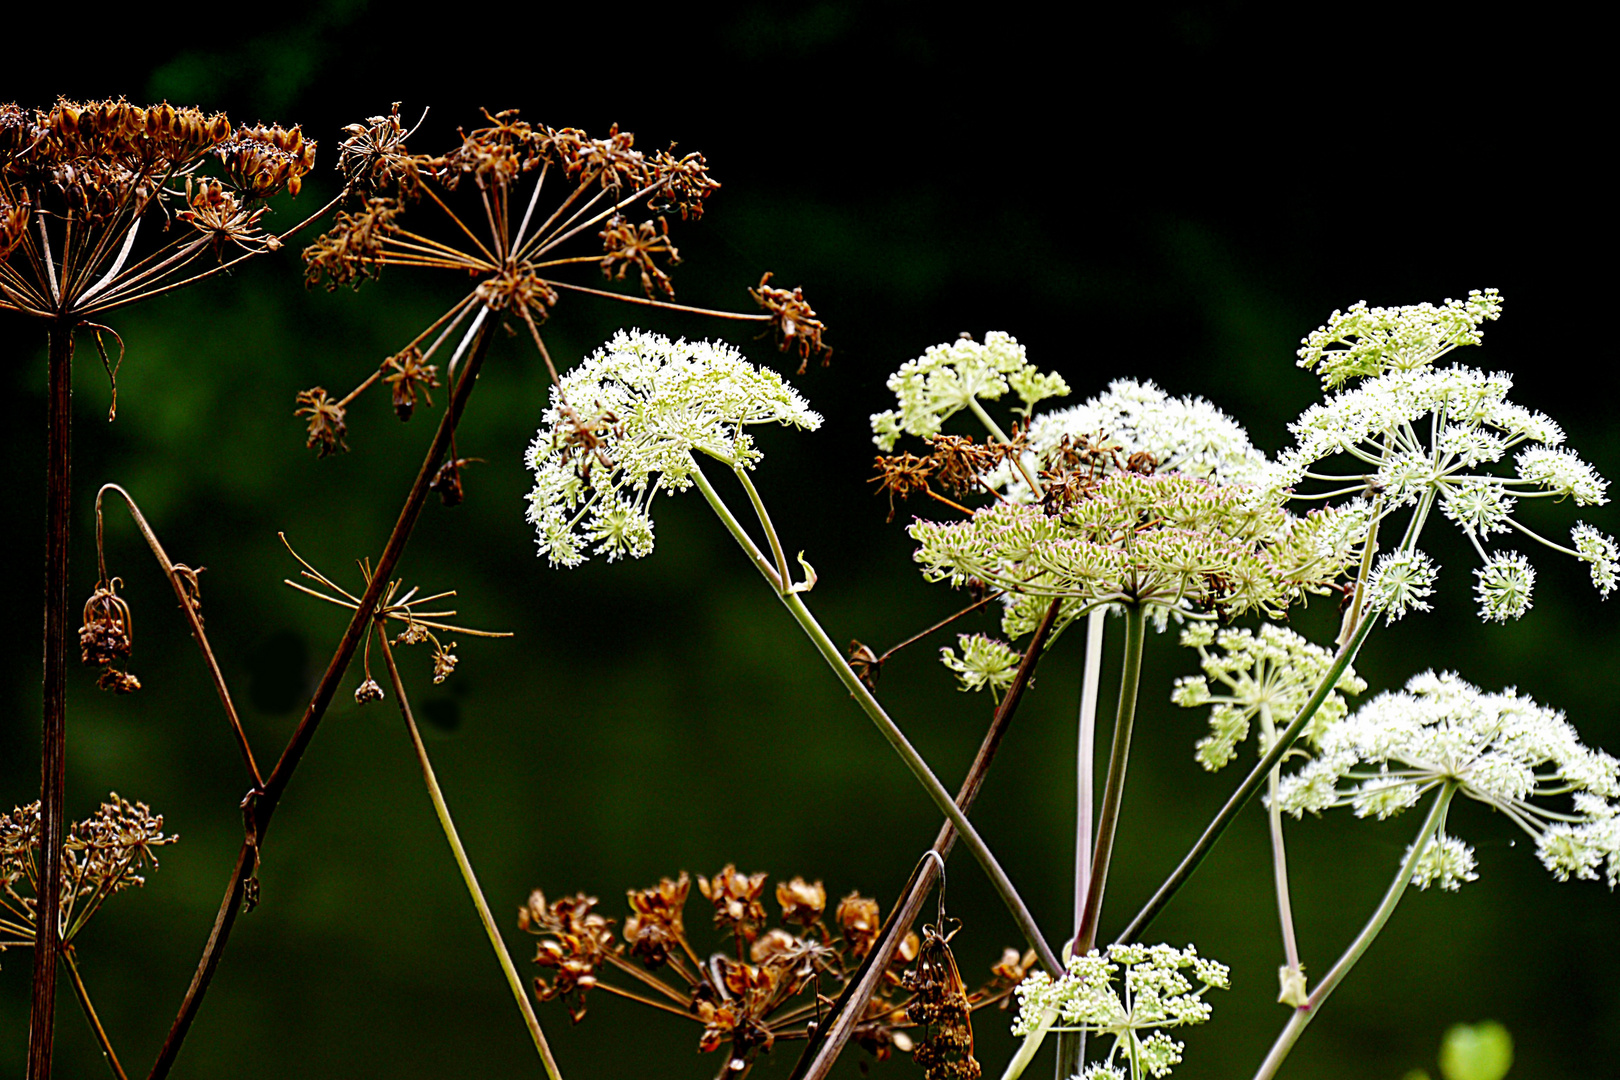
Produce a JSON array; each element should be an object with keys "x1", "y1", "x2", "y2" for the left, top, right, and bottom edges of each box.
[
  {"x1": 78, "y1": 577, "x2": 140, "y2": 693},
  {"x1": 750, "y1": 271, "x2": 830, "y2": 373},
  {"x1": 904, "y1": 921, "x2": 980, "y2": 1080},
  {"x1": 383, "y1": 345, "x2": 439, "y2": 421},
  {"x1": 522, "y1": 868, "x2": 1022, "y2": 1078},
  {"x1": 300, "y1": 106, "x2": 826, "y2": 458},
  {"x1": 294, "y1": 387, "x2": 348, "y2": 457},
  {"x1": 1, "y1": 98, "x2": 318, "y2": 321}
]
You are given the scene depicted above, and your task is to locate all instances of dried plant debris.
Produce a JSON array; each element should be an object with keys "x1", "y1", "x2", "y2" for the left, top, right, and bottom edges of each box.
[{"x1": 519, "y1": 867, "x2": 1031, "y2": 1077}]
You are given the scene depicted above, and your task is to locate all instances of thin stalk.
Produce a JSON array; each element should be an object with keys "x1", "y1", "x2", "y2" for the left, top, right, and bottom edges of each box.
[
  {"x1": 30, "y1": 317, "x2": 74, "y2": 1080},
  {"x1": 95, "y1": 485, "x2": 262, "y2": 788},
  {"x1": 689, "y1": 461, "x2": 1056, "y2": 966},
  {"x1": 1115, "y1": 611, "x2": 1378, "y2": 947},
  {"x1": 732, "y1": 467, "x2": 792, "y2": 589},
  {"x1": 147, "y1": 314, "x2": 492, "y2": 1080},
  {"x1": 375, "y1": 632, "x2": 563, "y2": 1080},
  {"x1": 788, "y1": 599, "x2": 1065, "y2": 1080},
  {"x1": 965, "y1": 397, "x2": 1041, "y2": 494},
  {"x1": 1074, "y1": 604, "x2": 1147, "y2": 954},
  {"x1": 1057, "y1": 605, "x2": 1108, "y2": 1079},
  {"x1": 1252, "y1": 783, "x2": 1458, "y2": 1080},
  {"x1": 1259, "y1": 705, "x2": 1303, "y2": 996},
  {"x1": 64, "y1": 951, "x2": 128, "y2": 1080}
]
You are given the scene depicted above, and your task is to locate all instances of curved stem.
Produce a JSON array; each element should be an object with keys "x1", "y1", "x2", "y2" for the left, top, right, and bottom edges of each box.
[
  {"x1": 64, "y1": 951, "x2": 128, "y2": 1080},
  {"x1": 95, "y1": 484, "x2": 262, "y2": 788},
  {"x1": 1074, "y1": 604, "x2": 1146, "y2": 954},
  {"x1": 30, "y1": 318, "x2": 74, "y2": 1080},
  {"x1": 732, "y1": 467, "x2": 791, "y2": 590},
  {"x1": 1115, "y1": 610, "x2": 1377, "y2": 947},
  {"x1": 1260, "y1": 705, "x2": 1303, "y2": 997},
  {"x1": 375, "y1": 631, "x2": 563, "y2": 1079},
  {"x1": 147, "y1": 313, "x2": 493, "y2": 1080},
  {"x1": 1252, "y1": 783, "x2": 1458, "y2": 1080},
  {"x1": 688, "y1": 464, "x2": 1056, "y2": 971},
  {"x1": 1058, "y1": 605, "x2": 1109, "y2": 1078}
]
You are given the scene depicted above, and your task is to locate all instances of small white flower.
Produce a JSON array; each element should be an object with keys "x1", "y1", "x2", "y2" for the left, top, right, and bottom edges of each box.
[
  {"x1": 1296, "y1": 288, "x2": 1503, "y2": 388},
  {"x1": 1473, "y1": 551, "x2": 1534, "y2": 622},
  {"x1": 1515, "y1": 446, "x2": 1610, "y2": 506},
  {"x1": 1369, "y1": 549, "x2": 1438, "y2": 622},
  {"x1": 1407, "y1": 832, "x2": 1480, "y2": 891},
  {"x1": 870, "y1": 331, "x2": 1068, "y2": 450},
  {"x1": 1571, "y1": 522, "x2": 1619, "y2": 598},
  {"x1": 526, "y1": 330, "x2": 820, "y2": 566}
]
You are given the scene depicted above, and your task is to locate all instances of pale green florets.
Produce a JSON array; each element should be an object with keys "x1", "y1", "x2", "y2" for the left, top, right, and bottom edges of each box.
[
  {"x1": 870, "y1": 331, "x2": 1069, "y2": 451},
  {"x1": 938, "y1": 633, "x2": 1021, "y2": 699},
  {"x1": 1012, "y1": 943, "x2": 1228, "y2": 1080},
  {"x1": 909, "y1": 474, "x2": 1363, "y2": 636},
  {"x1": 1172, "y1": 623, "x2": 1365, "y2": 772},
  {"x1": 1368, "y1": 549, "x2": 1439, "y2": 623},
  {"x1": 1007, "y1": 379, "x2": 1268, "y2": 494},
  {"x1": 526, "y1": 329, "x2": 821, "y2": 567},
  {"x1": 1296, "y1": 288, "x2": 1503, "y2": 388},
  {"x1": 1473, "y1": 551, "x2": 1535, "y2": 622},
  {"x1": 1571, "y1": 522, "x2": 1619, "y2": 597},
  {"x1": 1275, "y1": 671, "x2": 1620, "y2": 889}
]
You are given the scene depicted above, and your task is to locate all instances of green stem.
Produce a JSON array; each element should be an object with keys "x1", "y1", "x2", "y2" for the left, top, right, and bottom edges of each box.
[
  {"x1": 688, "y1": 463, "x2": 1058, "y2": 973},
  {"x1": 1075, "y1": 604, "x2": 1147, "y2": 954},
  {"x1": 966, "y1": 397, "x2": 1042, "y2": 494},
  {"x1": 732, "y1": 467, "x2": 792, "y2": 589},
  {"x1": 375, "y1": 631, "x2": 563, "y2": 1080},
  {"x1": 64, "y1": 951, "x2": 128, "y2": 1080},
  {"x1": 1058, "y1": 607, "x2": 1108, "y2": 1078},
  {"x1": 1260, "y1": 705, "x2": 1304, "y2": 998},
  {"x1": 1115, "y1": 610, "x2": 1378, "y2": 946},
  {"x1": 1252, "y1": 782, "x2": 1458, "y2": 1080}
]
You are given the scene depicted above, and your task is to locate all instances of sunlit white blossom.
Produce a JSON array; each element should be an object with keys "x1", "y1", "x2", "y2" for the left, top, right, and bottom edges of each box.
[
  {"x1": 1473, "y1": 552, "x2": 1535, "y2": 622},
  {"x1": 526, "y1": 329, "x2": 820, "y2": 566},
  {"x1": 870, "y1": 331, "x2": 1069, "y2": 451},
  {"x1": 1368, "y1": 549, "x2": 1438, "y2": 622},
  {"x1": 1296, "y1": 288, "x2": 1503, "y2": 388},
  {"x1": 1571, "y1": 523, "x2": 1619, "y2": 598},
  {"x1": 1012, "y1": 943, "x2": 1228, "y2": 1080},
  {"x1": 1275, "y1": 671, "x2": 1620, "y2": 889},
  {"x1": 938, "y1": 633, "x2": 1021, "y2": 699}
]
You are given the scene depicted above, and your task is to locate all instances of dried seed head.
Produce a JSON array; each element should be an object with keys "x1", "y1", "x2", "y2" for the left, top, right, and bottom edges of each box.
[
  {"x1": 429, "y1": 457, "x2": 473, "y2": 506},
  {"x1": 750, "y1": 271, "x2": 830, "y2": 373},
  {"x1": 383, "y1": 345, "x2": 439, "y2": 421},
  {"x1": 294, "y1": 387, "x2": 349, "y2": 456},
  {"x1": 353, "y1": 678, "x2": 384, "y2": 705},
  {"x1": 79, "y1": 579, "x2": 133, "y2": 667},
  {"x1": 520, "y1": 890, "x2": 618, "y2": 1023},
  {"x1": 599, "y1": 215, "x2": 680, "y2": 299},
  {"x1": 775, "y1": 876, "x2": 827, "y2": 927},
  {"x1": 337, "y1": 103, "x2": 423, "y2": 199},
  {"x1": 96, "y1": 669, "x2": 142, "y2": 694},
  {"x1": 302, "y1": 197, "x2": 404, "y2": 291},
  {"x1": 624, "y1": 872, "x2": 691, "y2": 967},
  {"x1": 698, "y1": 865, "x2": 769, "y2": 941},
  {"x1": 431, "y1": 641, "x2": 458, "y2": 684},
  {"x1": 836, "y1": 891, "x2": 882, "y2": 958}
]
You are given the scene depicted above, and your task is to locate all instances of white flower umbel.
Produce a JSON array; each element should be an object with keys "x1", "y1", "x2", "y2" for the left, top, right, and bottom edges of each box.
[
  {"x1": 938, "y1": 633, "x2": 1022, "y2": 699},
  {"x1": 1272, "y1": 293, "x2": 1615, "y2": 621},
  {"x1": 1368, "y1": 549, "x2": 1439, "y2": 623},
  {"x1": 870, "y1": 331, "x2": 1069, "y2": 451},
  {"x1": 1172, "y1": 622, "x2": 1366, "y2": 772},
  {"x1": 1275, "y1": 671, "x2": 1620, "y2": 889},
  {"x1": 1011, "y1": 379, "x2": 1268, "y2": 493},
  {"x1": 526, "y1": 329, "x2": 821, "y2": 566},
  {"x1": 1012, "y1": 943, "x2": 1229, "y2": 1080}
]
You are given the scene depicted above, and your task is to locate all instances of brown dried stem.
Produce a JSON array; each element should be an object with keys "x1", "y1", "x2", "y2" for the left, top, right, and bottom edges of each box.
[
  {"x1": 94, "y1": 484, "x2": 262, "y2": 789},
  {"x1": 146, "y1": 314, "x2": 493, "y2": 1080},
  {"x1": 789, "y1": 597, "x2": 1065, "y2": 1080}
]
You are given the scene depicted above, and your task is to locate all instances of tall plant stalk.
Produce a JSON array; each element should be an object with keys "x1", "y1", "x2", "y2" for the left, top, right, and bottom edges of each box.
[
  {"x1": 1252, "y1": 782, "x2": 1459, "y2": 1080},
  {"x1": 30, "y1": 318, "x2": 75, "y2": 1080},
  {"x1": 1057, "y1": 605, "x2": 1108, "y2": 1078}
]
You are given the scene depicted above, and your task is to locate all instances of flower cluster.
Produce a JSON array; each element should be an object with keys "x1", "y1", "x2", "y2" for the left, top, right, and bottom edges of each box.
[
  {"x1": 871, "y1": 332, "x2": 1070, "y2": 451},
  {"x1": 909, "y1": 474, "x2": 1366, "y2": 636},
  {"x1": 1272, "y1": 293, "x2": 1616, "y2": 622},
  {"x1": 1012, "y1": 943, "x2": 1229, "y2": 1080},
  {"x1": 938, "y1": 633, "x2": 1022, "y2": 699},
  {"x1": 526, "y1": 330, "x2": 821, "y2": 566},
  {"x1": 1275, "y1": 672, "x2": 1620, "y2": 890},
  {"x1": 1010, "y1": 379, "x2": 1268, "y2": 492},
  {"x1": 2, "y1": 98, "x2": 313, "y2": 319},
  {"x1": 520, "y1": 866, "x2": 1027, "y2": 1075},
  {"x1": 1171, "y1": 622, "x2": 1366, "y2": 772},
  {"x1": 2, "y1": 794, "x2": 177, "y2": 950}
]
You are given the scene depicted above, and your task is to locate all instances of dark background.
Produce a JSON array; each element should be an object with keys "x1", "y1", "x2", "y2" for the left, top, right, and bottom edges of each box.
[{"x1": 2, "y1": 3, "x2": 1614, "y2": 1077}]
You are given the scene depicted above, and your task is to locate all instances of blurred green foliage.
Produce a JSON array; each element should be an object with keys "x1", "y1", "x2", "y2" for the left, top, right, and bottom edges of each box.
[{"x1": 2, "y1": 3, "x2": 1614, "y2": 1079}]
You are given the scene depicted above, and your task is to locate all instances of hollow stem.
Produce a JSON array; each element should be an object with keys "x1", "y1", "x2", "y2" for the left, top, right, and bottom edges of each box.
[
  {"x1": 1074, "y1": 603, "x2": 1146, "y2": 954},
  {"x1": 1259, "y1": 704, "x2": 1303, "y2": 996},
  {"x1": 1057, "y1": 605, "x2": 1108, "y2": 1078},
  {"x1": 147, "y1": 314, "x2": 493, "y2": 1080},
  {"x1": 687, "y1": 463, "x2": 1056, "y2": 971},
  {"x1": 375, "y1": 631, "x2": 562, "y2": 1079},
  {"x1": 1252, "y1": 782, "x2": 1458, "y2": 1080},
  {"x1": 30, "y1": 317, "x2": 74, "y2": 1080},
  {"x1": 1115, "y1": 610, "x2": 1377, "y2": 947},
  {"x1": 64, "y1": 951, "x2": 128, "y2": 1080}
]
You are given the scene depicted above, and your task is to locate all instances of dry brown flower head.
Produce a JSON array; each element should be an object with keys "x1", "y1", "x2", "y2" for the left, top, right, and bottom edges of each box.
[{"x1": 698, "y1": 864, "x2": 769, "y2": 941}]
